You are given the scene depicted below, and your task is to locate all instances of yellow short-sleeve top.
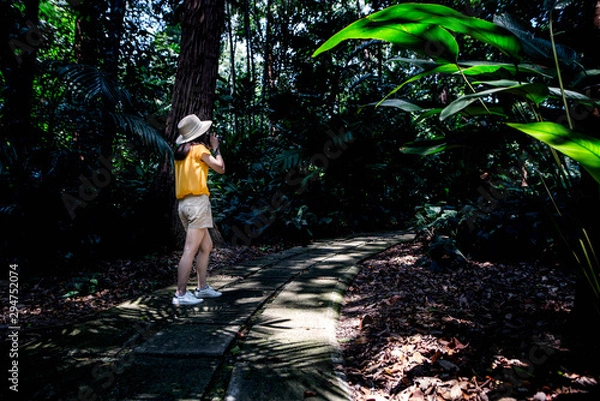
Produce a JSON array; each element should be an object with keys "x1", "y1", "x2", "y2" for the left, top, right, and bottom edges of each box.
[{"x1": 174, "y1": 144, "x2": 211, "y2": 199}]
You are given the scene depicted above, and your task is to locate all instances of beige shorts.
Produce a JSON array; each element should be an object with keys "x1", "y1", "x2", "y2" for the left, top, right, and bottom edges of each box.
[{"x1": 178, "y1": 195, "x2": 213, "y2": 230}]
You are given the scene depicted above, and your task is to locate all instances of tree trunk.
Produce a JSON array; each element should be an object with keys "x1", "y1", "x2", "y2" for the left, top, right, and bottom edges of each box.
[
  {"x1": 243, "y1": 0, "x2": 253, "y2": 86},
  {"x1": 101, "y1": 0, "x2": 127, "y2": 160},
  {"x1": 1, "y1": 0, "x2": 40, "y2": 188},
  {"x1": 73, "y1": 1, "x2": 101, "y2": 66},
  {"x1": 225, "y1": 2, "x2": 239, "y2": 134},
  {"x1": 71, "y1": 1, "x2": 104, "y2": 157},
  {"x1": 104, "y1": 0, "x2": 126, "y2": 80},
  {"x1": 262, "y1": 0, "x2": 274, "y2": 99},
  {"x1": 2, "y1": 0, "x2": 40, "y2": 141},
  {"x1": 165, "y1": 0, "x2": 226, "y2": 247},
  {"x1": 166, "y1": 0, "x2": 225, "y2": 140}
]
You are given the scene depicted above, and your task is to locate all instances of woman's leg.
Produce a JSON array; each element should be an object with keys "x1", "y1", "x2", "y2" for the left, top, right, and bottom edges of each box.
[
  {"x1": 176, "y1": 227, "x2": 207, "y2": 296},
  {"x1": 195, "y1": 229, "x2": 213, "y2": 289}
]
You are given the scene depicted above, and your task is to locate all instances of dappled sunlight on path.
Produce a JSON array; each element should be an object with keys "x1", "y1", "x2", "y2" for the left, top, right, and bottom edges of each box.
[{"x1": 20, "y1": 232, "x2": 415, "y2": 401}]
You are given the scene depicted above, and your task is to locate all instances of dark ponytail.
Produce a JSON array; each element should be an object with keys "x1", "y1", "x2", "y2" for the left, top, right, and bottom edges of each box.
[{"x1": 174, "y1": 134, "x2": 211, "y2": 161}]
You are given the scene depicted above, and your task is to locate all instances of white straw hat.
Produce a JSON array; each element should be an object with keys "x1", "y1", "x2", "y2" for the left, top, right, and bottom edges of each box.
[{"x1": 176, "y1": 114, "x2": 212, "y2": 145}]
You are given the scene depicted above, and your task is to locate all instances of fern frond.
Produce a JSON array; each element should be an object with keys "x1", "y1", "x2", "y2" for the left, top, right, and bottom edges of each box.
[
  {"x1": 111, "y1": 113, "x2": 173, "y2": 161},
  {"x1": 58, "y1": 64, "x2": 134, "y2": 108},
  {"x1": 274, "y1": 148, "x2": 303, "y2": 170}
]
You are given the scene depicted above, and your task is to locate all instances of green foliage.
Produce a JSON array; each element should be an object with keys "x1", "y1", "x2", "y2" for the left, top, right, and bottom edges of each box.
[
  {"x1": 62, "y1": 273, "x2": 101, "y2": 298},
  {"x1": 0, "y1": 1, "x2": 178, "y2": 272},
  {"x1": 313, "y1": 1, "x2": 600, "y2": 315},
  {"x1": 313, "y1": 2, "x2": 600, "y2": 184},
  {"x1": 412, "y1": 203, "x2": 459, "y2": 235}
]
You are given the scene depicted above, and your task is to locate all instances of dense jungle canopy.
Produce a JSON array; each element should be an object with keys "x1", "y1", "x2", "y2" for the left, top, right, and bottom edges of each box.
[{"x1": 1, "y1": 0, "x2": 599, "y2": 315}]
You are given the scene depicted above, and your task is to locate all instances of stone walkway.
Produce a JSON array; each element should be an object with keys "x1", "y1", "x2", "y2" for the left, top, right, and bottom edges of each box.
[{"x1": 22, "y1": 231, "x2": 415, "y2": 401}]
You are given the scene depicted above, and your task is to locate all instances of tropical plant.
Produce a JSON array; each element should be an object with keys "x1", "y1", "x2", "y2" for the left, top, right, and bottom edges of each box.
[
  {"x1": 313, "y1": 2, "x2": 600, "y2": 318},
  {"x1": 58, "y1": 63, "x2": 173, "y2": 160}
]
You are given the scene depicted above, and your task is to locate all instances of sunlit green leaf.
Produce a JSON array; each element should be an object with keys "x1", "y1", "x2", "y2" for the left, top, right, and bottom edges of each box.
[
  {"x1": 313, "y1": 3, "x2": 522, "y2": 62},
  {"x1": 366, "y1": 3, "x2": 522, "y2": 59},
  {"x1": 313, "y1": 17, "x2": 458, "y2": 62},
  {"x1": 459, "y1": 62, "x2": 551, "y2": 78},
  {"x1": 507, "y1": 122, "x2": 600, "y2": 184}
]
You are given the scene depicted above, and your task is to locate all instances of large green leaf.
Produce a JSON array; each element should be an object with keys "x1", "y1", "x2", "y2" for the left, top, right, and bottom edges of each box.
[
  {"x1": 380, "y1": 61, "x2": 549, "y2": 106},
  {"x1": 507, "y1": 122, "x2": 600, "y2": 184},
  {"x1": 313, "y1": 3, "x2": 522, "y2": 62},
  {"x1": 382, "y1": 63, "x2": 461, "y2": 101},
  {"x1": 474, "y1": 80, "x2": 599, "y2": 107},
  {"x1": 459, "y1": 62, "x2": 551, "y2": 78},
  {"x1": 389, "y1": 59, "x2": 550, "y2": 79},
  {"x1": 367, "y1": 3, "x2": 522, "y2": 59},
  {"x1": 547, "y1": 88, "x2": 599, "y2": 106},
  {"x1": 440, "y1": 83, "x2": 549, "y2": 120},
  {"x1": 400, "y1": 139, "x2": 451, "y2": 155},
  {"x1": 313, "y1": 17, "x2": 459, "y2": 62},
  {"x1": 361, "y1": 99, "x2": 425, "y2": 113}
]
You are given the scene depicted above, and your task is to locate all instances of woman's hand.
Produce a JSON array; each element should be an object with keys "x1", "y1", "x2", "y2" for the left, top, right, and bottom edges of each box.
[
  {"x1": 202, "y1": 133, "x2": 225, "y2": 174},
  {"x1": 209, "y1": 133, "x2": 220, "y2": 151}
]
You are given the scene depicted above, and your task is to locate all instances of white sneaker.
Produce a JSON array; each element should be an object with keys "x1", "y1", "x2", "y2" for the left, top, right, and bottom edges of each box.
[
  {"x1": 172, "y1": 291, "x2": 204, "y2": 305},
  {"x1": 194, "y1": 285, "x2": 222, "y2": 299}
]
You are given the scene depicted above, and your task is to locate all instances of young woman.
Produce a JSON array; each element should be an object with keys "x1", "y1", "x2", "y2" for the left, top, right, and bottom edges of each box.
[{"x1": 172, "y1": 114, "x2": 226, "y2": 305}]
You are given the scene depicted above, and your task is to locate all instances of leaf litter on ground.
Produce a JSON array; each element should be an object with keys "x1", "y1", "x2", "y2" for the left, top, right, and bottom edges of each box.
[{"x1": 336, "y1": 238, "x2": 600, "y2": 401}]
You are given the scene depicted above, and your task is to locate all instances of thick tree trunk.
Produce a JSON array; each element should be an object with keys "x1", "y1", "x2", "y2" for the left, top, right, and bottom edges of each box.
[
  {"x1": 1, "y1": 0, "x2": 40, "y2": 187},
  {"x1": 2, "y1": 0, "x2": 39, "y2": 141},
  {"x1": 166, "y1": 0, "x2": 225, "y2": 140}
]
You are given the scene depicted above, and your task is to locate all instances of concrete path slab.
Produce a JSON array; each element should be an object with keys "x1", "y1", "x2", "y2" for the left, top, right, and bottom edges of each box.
[
  {"x1": 134, "y1": 323, "x2": 241, "y2": 357},
  {"x1": 226, "y1": 362, "x2": 349, "y2": 401},
  {"x1": 111, "y1": 355, "x2": 219, "y2": 401}
]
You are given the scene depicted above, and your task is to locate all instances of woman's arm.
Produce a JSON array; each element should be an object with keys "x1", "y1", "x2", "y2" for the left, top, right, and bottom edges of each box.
[{"x1": 201, "y1": 134, "x2": 226, "y2": 174}]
